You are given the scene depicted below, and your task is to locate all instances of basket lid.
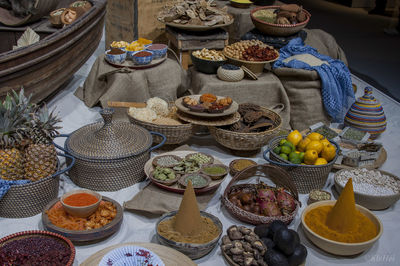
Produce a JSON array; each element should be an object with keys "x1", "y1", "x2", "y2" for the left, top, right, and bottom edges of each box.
[{"x1": 66, "y1": 108, "x2": 152, "y2": 160}]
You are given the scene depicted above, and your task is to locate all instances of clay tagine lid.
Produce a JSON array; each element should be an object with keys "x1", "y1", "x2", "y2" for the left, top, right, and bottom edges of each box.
[
  {"x1": 344, "y1": 87, "x2": 386, "y2": 139},
  {"x1": 174, "y1": 181, "x2": 203, "y2": 236}
]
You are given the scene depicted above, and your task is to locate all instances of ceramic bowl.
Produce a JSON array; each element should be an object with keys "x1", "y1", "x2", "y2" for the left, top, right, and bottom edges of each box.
[
  {"x1": 190, "y1": 52, "x2": 227, "y2": 74},
  {"x1": 146, "y1": 44, "x2": 168, "y2": 59},
  {"x1": 178, "y1": 173, "x2": 211, "y2": 189},
  {"x1": 132, "y1": 51, "x2": 154, "y2": 65},
  {"x1": 301, "y1": 200, "x2": 383, "y2": 256},
  {"x1": 156, "y1": 210, "x2": 223, "y2": 259},
  {"x1": 126, "y1": 49, "x2": 142, "y2": 59},
  {"x1": 200, "y1": 164, "x2": 229, "y2": 180},
  {"x1": 61, "y1": 189, "x2": 102, "y2": 218},
  {"x1": 105, "y1": 49, "x2": 127, "y2": 64}
]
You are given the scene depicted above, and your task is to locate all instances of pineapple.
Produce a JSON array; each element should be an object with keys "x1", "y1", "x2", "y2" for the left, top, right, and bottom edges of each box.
[
  {"x1": 0, "y1": 89, "x2": 33, "y2": 181},
  {"x1": 24, "y1": 105, "x2": 61, "y2": 181}
]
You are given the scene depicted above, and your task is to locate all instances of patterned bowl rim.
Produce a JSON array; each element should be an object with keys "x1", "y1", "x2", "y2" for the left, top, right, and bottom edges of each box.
[
  {"x1": 0, "y1": 230, "x2": 76, "y2": 265},
  {"x1": 250, "y1": 5, "x2": 311, "y2": 28},
  {"x1": 334, "y1": 169, "x2": 400, "y2": 198},
  {"x1": 105, "y1": 49, "x2": 127, "y2": 56}
]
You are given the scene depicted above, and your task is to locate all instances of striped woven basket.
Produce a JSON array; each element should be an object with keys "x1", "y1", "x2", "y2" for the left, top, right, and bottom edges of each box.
[
  {"x1": 263, "y1": 135, "x2": 339, "y2": 194},
  {"x1": 127, "y1": 111, "x2": 193, "y2": 145},
  {"x1": 208, "y1": 107, "x2": 282, "y2": 151},
  {"x1": 0, "y1": 153, "x2": 75, "y2": 218}
]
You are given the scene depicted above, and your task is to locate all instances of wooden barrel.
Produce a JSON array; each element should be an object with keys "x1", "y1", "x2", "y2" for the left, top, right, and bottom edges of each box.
[{"x1": 0, "y1": 0, "x2": 59, "y2": 27}]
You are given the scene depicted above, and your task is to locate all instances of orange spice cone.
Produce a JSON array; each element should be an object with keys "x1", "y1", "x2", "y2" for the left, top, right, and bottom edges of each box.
[
  {"x1": 326, "y1": 178, "x2": 356, "y2": 233},
  {"x1": 174, "y1": 181, "x2": 203, "y2": 236}
]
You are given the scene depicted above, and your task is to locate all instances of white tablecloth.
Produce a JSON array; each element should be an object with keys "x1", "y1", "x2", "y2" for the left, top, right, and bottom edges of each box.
[{"x1": 1, "y1": 48, "x2": 399, "y2": 266}]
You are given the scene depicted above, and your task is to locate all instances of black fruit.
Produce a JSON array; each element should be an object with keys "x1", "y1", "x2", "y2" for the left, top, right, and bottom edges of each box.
[
  {"x1": 273, "y1": 228, "x2": 297, "y2": 256},
  {"x1": 288, "y1": 244, "x2": 308, "y2": 266},
  {"x1": 288, "y1": 229, "x2": 300, "y2": 245},
  {"x1": 268, "y1": 220, "x2": 286, "y2": 238},
  {"x1": 261, "y1": 237, "x2": 275, "y2": 249},
  {"x1": 264, "y1": 248, "x2": 289, "y2": 266},
  {"x1": 254, "y1": 224, "x2": 270, "y2": 238}
]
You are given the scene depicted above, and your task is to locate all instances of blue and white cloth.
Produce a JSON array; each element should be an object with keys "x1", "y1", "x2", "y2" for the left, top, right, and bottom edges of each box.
[
  {"x1": 273, "y1": 38, "x2": 355, "y2": 122},
  {"x1": 0, "y1": 179, "x2": 30, "y2": 200}
]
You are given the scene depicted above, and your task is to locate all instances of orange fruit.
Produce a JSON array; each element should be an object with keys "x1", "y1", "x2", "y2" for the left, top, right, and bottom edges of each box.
[
  {"x1": 314, "y1": 158, "x2": 328, "y2": 165},
  {"x1": 287, "y1": 130, "x2": 303, "y2": 146},
  {"x1": 297, "y1": 137, "x2": 311, "y2": 152},
  {"x1": 321, "y1": 138, "x2": 330, "y2": 148},
  {"x1": 307, "y1": 132, "x2": 324, "y2": 141},
  {"x1": 304, "y1": 150, "x2": 318, "y2": 165},
  {"x1": 306, "y1": 140, "x2": 324, "y2": 154},
  {"x1": 321, "y1": 143, "x2": 337, "y2": 162}
]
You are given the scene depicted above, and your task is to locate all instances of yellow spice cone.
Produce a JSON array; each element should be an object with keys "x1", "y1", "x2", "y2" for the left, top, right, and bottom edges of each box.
[
  {"x1": 174, "y1": 181, "x2": 203, "y2": 236},
  {"x1": 326, "y1": 178, "x2": 356, "y2": 233}
]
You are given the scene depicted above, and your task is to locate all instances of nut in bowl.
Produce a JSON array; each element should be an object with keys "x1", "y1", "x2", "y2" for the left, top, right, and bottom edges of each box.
[
  {"x1": 191, "y1": 48, "x2": 227, "y2": 74},
  {"x1": 105, "y1": 48, "x2": 127, "y2": 64},
  {"x1": 132, "y1": 50, "x2": 154, "y2": 65},
  {"x1": 60, "y1": 189, "x2": 102, "y2": 218}
]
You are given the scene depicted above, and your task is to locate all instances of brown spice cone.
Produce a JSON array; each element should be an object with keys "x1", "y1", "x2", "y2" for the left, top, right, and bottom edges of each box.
[{"x1": 174, "y1": 181, "x2": 203, "y2": 236}]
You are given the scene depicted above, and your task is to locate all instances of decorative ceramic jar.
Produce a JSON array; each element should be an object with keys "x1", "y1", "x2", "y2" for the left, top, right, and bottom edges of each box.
[{"x1": 344, "y1": 87, "x2": 386, "y2": 139}]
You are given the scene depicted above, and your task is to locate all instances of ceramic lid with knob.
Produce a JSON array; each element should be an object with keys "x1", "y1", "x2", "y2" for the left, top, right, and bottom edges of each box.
[
  {"x1": 65, "y1": 108, "x2": 153, "y2": 160},
  {"x1": 344, "y1": 87, "x2": 386, "y2": 139}
]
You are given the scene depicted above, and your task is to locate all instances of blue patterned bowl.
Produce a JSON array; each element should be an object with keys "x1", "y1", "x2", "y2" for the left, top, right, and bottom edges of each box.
[
  {"x1": 132, "y1": 51, "x2": 154, "y2": 65},
  {"x1": 105, "y1": 49, "x2": 127, "y2": 64},
  {"x1": 344, "y1": 87, "x2": 387, "y2": 139},
  {"x1": 146, "y1": 44, "x2": 168, "y2": 59}
]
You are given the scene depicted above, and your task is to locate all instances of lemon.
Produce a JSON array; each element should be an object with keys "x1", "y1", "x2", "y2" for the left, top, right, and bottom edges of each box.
[
  {"x1": 279, "y1": 153, "x2": 289, "y2": 161},
  {"x1": 297, "y1": 137, "x2": 311, "y2": 152},
  {"x1": 307, "y1": 132, "x2": 324, "y2": 141},
  {"x1": 304, "y1": 150, "x2": 318, "y2": 165},
  {"x1": 281, "y1": 145, "x2": 292, "y2": 155},
  {"x1": 314, "y1": 158, "x2": 328, "y2": 165},
  {"x1": 287, "y1": 130, "x2": 303, "y2": 146},
  {"x1": 321, "y1": 143, "x2": 336, "y2": 162},
  {"x1": 306, "y1": 140, "x2": 324, "y2": 154}
]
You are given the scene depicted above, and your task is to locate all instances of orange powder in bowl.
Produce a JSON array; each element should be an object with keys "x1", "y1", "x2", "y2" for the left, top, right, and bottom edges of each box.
[{"x1": 63, "y1": 193, "x2": 98, "y2": 207}]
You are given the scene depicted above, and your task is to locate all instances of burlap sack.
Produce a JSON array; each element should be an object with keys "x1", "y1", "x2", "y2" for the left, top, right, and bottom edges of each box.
[
  {"x1": 273, "y1": 29, "x2": 348, "y2": 130},
  {"x1": 75, "y1": 54, "x2": 189, "y2": 108}
]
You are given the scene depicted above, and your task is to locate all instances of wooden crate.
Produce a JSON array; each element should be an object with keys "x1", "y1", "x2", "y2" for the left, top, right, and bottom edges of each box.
[{"x1": 105, "y1": 0, "x2": 168, "y2": 48}]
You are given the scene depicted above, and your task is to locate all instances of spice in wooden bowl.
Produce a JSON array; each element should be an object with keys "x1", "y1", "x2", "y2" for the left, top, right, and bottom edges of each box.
[
  {"x1": 307, "y1": 189, "x2": 331, "y2": 205},
  {"x1": 229, "y1": 159, "x2": 257, "y2": 177}
]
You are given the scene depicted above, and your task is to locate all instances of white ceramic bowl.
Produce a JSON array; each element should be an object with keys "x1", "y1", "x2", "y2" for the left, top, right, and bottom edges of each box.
[
  {"x1": 301, "y1": 200, "x2": 383, "y2": 256},
  {"x1": 61, "y1": 189, "x2": 101, "y2": 218}
]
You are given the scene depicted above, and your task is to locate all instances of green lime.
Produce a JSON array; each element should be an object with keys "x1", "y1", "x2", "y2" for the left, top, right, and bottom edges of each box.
[
  {"x1": 299, "y1": 152, "x2": 305, "y2": 162},
  {"x1": 290, "y1": 158, "x2": 302, "y2": 164},
  {"x1": 283, "y1": 141, "x2": 295, "y2": 152},
  {"x1": 279, "y1": 153, "x2": 288, "y2": 161},
  {"x1": 279, "y1": 139, "x2": 287, "y2": 146},
  {"x1": 280, "y1": 146, "x2": 292, "y2": 155},
  {"x1": 273, "y1": 146, "x2": 281, "y2": 154},
  {"x1": 289, "y1": 151, "x2": 300, "y2": 162}
]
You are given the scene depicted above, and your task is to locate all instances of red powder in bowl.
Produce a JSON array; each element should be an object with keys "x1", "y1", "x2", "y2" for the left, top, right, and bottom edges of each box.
[
  {"x1": 148, "y1": 44, "x2": 167, "y2": 50},
  {"x1": 107, "y1": 48, "x2": 125, "y2": 55},
  {"x1": 134, "y1": 51, "x2": 152, "y2": 57}
]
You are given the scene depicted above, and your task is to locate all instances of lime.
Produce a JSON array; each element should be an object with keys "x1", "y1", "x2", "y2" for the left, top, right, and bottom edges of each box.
[
  {"x1": 283, "y1": 141, "x2": 295, "y2": 152},
  {"x1": 280, "y1": 145, "x2": 292, "y2": 155},
  {"x1": 299, "y1": 152, "x2": 305, "y2": 162},
  {"x1": 289, "y1": 151, "x2": 300, "y2": 161},
  {"x1": 279, "y1": 139, "x2": 287, "y2": 146},
  {"x1": 290, "y1": 157, "x2": 302, "y2": 164},
  {"x1": 273, "y1": 146, "x2": 281, "y2": 154},
  {"x1": 279, "y1": 153, "x2": 288, "y2": 161}
]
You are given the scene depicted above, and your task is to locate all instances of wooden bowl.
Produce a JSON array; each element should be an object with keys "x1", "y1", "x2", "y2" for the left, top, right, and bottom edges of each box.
[
  {"x1": 156, "y1": 211, "x2": 222, "y2": 259},
  {"x1": 200, "y1": 164, "x2": 229, "y2": 180},
  {"x1": 229, "y1": 159, "x2": 257, "y2": 177},
  {"x1": 152, "y1": 154, "x2": 183, "y2": 168},
  {"x1": 42, "y1": 196, "x2": 123, "y2": 243},
  {"x1": 250, "y1": 6, "x2": 311, "y2": 36},
  {"x1": 149, "y1": 170, "x2": 178, "y2": 186},
  {"x1": 185, "y1": 152, "x2": 214, "y2": 165},
  {"x1": 301, "y1": 200, "x2": 383, "y2": 256},
  {"x1": 179, "y1": 173, "x2": 211, "y2": 189},
  {"x1": 334, "y1": 169, "x2": 400, "y2": 210},
  {"x1": 230, "y1": 0, "x2": 252, "y2": 9},
  {"x1": 60, "y1": 189, "x2": 101, "y2": 218},
  {"x1": 224, "y1": 53, "x2": 278, "y2": 74},
  {"x1": 0, "y1": 230, "x2": 75, "y2": 265}
]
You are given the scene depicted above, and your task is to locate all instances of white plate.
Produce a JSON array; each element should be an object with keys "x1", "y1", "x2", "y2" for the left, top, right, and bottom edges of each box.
[{"x1": 99, "y1": 245, "x2": 164, "y2": 266}]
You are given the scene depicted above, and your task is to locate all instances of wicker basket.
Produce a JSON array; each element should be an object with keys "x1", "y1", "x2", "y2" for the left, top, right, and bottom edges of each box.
[
  {"x1": 208, "y1": 107, "x2": 282, "y2": 151},
  {"x1": 127, "y1": 111, "x2": 193, "y2": 145},
  {"x1": 263, "y1": 135, "x2": 339, "y2": 194},
  {"x1": 250, "y1": 6, "x2": 311, "y2": 36},
  {"x1": 0, "y1": 153, "x2": 75, "y2": 218},
  {"x1": 222, "y1": 164, "x2": 300, "y2": 225}
]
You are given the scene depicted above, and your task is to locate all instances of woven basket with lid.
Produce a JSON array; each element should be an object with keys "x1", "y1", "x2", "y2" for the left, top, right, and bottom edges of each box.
[{"x1": 55, "y1": 108, "x2": 165, "y2": 191}]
